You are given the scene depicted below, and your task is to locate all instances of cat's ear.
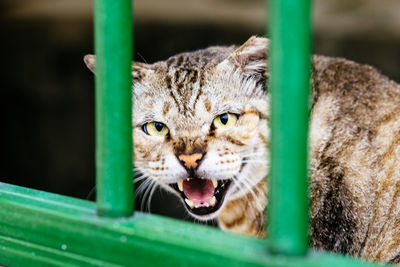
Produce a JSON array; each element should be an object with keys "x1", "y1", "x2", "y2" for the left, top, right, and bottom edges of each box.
[
  {"x1": 219, "y1": 36, "x2": 269, "y2": 83},
  {"x1": 229, "y1": 36, "x2": 268, "y2": 73},
  {"x1": 83, "y1": 54, "x2": 153, "y2": 82},
  {"x1": 84, "y1": 54, "x2": 96, "y2": 73}
]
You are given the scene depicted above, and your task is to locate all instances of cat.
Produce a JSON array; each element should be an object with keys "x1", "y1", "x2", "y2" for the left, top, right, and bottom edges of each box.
[{"x1": 84, "y1": 36, "x2": 400, "y2": 263}]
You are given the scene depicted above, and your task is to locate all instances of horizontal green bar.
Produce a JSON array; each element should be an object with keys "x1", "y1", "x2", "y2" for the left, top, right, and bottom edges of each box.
[{"x1": 0, "y1": 183, "x2": 383, "y2": 267}]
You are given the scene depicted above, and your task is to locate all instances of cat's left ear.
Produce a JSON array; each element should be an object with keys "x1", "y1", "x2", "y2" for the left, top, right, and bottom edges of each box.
[
  {"x1": 219, "y1": 36, "x2": 269, "y2": 82},
  {"x1": 83, "y1": 54, "x2": 153, "y2": 82},
  {"x1": 84, "y1": 54, "x2": 96, "y2": 73}
]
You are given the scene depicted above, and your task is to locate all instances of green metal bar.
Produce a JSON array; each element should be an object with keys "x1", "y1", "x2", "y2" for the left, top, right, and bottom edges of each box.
[
  {"x1": 94, "y1": 0, "x2": 134, "y2": 217},
  {"x1": 0, "y1": 183, "x2": 383, "y2": 267},
  {"x1": 268, "y1": 0, "x2": 312, "y2": 256}
]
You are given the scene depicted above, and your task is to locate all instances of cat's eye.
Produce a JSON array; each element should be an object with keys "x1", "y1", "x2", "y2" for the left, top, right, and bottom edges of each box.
[
  {"x1": 143, "y1": 121, "x2": 169, "y2": 136},
  {"x1": 212, "y1": 113, "x2": 238, "y2": 129}
]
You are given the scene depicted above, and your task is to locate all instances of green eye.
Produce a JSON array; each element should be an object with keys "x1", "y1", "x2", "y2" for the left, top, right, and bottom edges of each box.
[
  {"x1": 143, "y1": 121, "x2": 169, "y2": 136},
  {"x1": 213, "y1": 113, "x2": 238, "y2": 129}
]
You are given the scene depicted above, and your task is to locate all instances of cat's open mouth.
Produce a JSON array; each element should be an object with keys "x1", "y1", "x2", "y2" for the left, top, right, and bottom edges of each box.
[{"x1": 170, "y1": 178, "x2": 231, "y2": 216}]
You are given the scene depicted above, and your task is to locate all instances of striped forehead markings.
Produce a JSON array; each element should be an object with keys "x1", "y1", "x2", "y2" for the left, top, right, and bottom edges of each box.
[
  {"x1": 164, "y1": 68, "x2": 206, "y2": 115},
  {"x1": 192, "y1": 88, "x2": 203, "y2": 112},
  {"x1": 165, "y1": 75, "x2": 183, "y2": 112}
]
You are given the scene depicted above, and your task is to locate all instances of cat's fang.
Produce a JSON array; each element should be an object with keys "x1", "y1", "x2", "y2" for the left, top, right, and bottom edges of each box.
[
  {"x1": 177, "y1": 180, "x2": 183, "y2": 191},
  {"x1": 212, "y1": 179, "x2": 218, "y2": 188},
  {"x1": 185, "y1": 198, "x2": 194, "y2": 208},
  {"x1": 209, "y1": 196, "x2": 217, "y2": 206}
]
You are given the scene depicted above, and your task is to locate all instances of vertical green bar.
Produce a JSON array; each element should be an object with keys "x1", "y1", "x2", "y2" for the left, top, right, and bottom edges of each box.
[
  {"x1": 94, "y1": 0, "x2": 133, "y2": 217},
  {"x1": 268, "y1": 0, "x2": 311, "y2": 256}
]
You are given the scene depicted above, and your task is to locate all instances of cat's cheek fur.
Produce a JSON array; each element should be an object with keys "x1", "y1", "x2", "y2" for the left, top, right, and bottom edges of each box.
[
  {"x1": 234, "y1": 111, "x2": 261, "y2": 144},
  {"x1": 197, "y1": 146, "x2": 242, "y2": 180},
  {"x1": 133, "y1": 129, "x2": 187, "y2": 183}
]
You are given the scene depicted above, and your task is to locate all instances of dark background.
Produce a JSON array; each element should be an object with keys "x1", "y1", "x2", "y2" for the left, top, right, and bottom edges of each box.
[{"x1": 1, "y1": 0, "x2": 399, "y2": 221}]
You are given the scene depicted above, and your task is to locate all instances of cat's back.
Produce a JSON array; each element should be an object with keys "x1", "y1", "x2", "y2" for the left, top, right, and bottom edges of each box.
[{"x1": 310, "y1": 55, "x2": 400, "y2": 262}]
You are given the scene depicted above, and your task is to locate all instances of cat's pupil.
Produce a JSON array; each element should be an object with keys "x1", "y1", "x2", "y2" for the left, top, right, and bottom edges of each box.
[
  {"x1": 154, "y1": 122, "x2": 164, "y2": 131},
  {"x1": 220, "y1": 114, "x2": 228, "y2": 125}
]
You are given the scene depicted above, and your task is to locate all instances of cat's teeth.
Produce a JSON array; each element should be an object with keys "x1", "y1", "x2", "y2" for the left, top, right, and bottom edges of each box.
[
  {"x1": 205, "y1": 202, "x2": 209, "y2": 207},
  {"x1": 186, "y1": 178, "x2": 190, "y2": 181},
  {"x1": 177, "y1": 180, "x2": 183, "y2": 191},
  {"x1": 185, "y1": 198, "x2": 194, "y2": 208},
  {"x1": 212, "y1": 179, "x2": 218, "y2": 188},
  {"x1": 209, "y1": 196, "x2": 217, "y2": 206},
  {"x1": 194, "y1": 203, "x2": 200, "y2": 209}
]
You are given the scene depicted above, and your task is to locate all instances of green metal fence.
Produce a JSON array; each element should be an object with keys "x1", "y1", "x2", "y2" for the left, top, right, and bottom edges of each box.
[{"x1": 0, "y1": 0, "x2": 384, "y2": 266}]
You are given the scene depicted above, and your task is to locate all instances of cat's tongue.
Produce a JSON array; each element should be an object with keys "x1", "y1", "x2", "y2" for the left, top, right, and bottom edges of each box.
[{"x1": 182, "y1": 178, "x2": 215, "y2": 204}]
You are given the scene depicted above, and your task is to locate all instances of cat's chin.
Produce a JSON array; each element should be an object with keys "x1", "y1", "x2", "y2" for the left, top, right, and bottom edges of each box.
[{"x1": 168, "y1": 177, "x2": 232, "y2": 220}]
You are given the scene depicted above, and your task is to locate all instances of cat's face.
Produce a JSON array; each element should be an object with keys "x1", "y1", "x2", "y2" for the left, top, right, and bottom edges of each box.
[{"x1": 85, "y1": 37, "x2": 269, "y2": 220}]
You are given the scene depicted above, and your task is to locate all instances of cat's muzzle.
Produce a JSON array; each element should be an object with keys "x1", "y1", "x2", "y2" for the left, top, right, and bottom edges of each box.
[{"x1": 169, "y1": 177, "x2": 231, "y2": 217}]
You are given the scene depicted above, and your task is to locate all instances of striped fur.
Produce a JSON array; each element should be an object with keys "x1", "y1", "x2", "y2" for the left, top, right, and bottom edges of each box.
[{"x1": 84, "y1": 36, "x2": 400, "y2": 264}]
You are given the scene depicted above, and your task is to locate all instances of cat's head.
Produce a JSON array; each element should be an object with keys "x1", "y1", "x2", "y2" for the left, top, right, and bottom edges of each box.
[{"x1": 85, "y1": 36, "x2": 269, "y2": 220}]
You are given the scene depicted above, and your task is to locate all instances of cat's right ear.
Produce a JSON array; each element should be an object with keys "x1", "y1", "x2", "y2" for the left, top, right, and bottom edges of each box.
[{"x1": 217, "y1": 36, "x2": 269, "y2": 85}]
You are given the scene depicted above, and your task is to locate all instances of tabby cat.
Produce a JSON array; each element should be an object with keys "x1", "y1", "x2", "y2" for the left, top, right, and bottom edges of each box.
[{"x1": 84, "y1": 36, "x2": 400, "y2": 263}]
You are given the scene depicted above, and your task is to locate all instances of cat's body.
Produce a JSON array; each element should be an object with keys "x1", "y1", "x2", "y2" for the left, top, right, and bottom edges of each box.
[
  {"x1": 217, "y1": 53, "x2": 400, "y2": 263},
  {"x1": 84, "y1": 37, "x2": 400, "y2": 263},
  {"x1": 310, "y1": 56, "x2": 400, "y2": 262}
]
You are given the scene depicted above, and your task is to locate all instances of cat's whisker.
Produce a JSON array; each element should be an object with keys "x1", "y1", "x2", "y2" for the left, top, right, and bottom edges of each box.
[
  {"x1": 233, "y1": 180, "x2": 264, "y2": 214},
  {"x1": 141, "y1": 179, "x2": 157, "y2": 212},
  {"x1": 146, "y1": 183, "x2": 159, "y2": 212},
  {"x1": 231, "y1": 176, "x2": 263, "y2": 211},
  {"x1": 241, "y1": 160, "x2": 267, "y2": 163},
  {"x1": 240, "y1": 154, "x2": 266, "y2": 160},
  {"x1": 133, "y1": 167, "x2": 142, "y2": 172},
  {"x1": 240, "y1": 157, "x2": 266, "y2": 161},
  {"x1": 133, "y1": 170, "x2": 144, "y2": 177},
  {"x1": 134, "y1": 174, "x2": 149, "y2": 183},
  {"x1": 238, "y1": 146, "x2": 265, "y2": 153},
  {"x1": 134, "y1": 158, "x2": 160, "y2": 164},
  {"x1": 241, "y1": 151, "x2": 266, "y2": 155},
  {"x1": 243, "y1": 193, "x2": 260, "y2": 223},
  {"x1": 135, "y1": 178, "x2": 153, "y2": 197},
  {"x1": 140, "y1": 185, "x2": 152, "y2": 211},
  {"x1": 239, "y1": 179, "x2": 264, "y2": 210}
]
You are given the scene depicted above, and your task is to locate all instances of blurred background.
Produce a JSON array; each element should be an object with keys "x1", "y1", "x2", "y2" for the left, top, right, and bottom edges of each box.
[{"x1": 1, "y1": 0, "x2": 400, "y2": 221}]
